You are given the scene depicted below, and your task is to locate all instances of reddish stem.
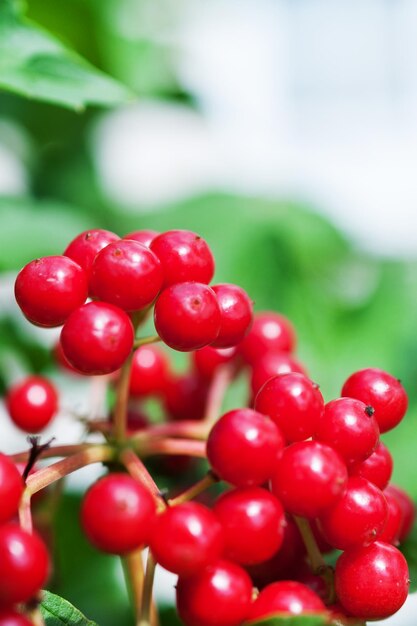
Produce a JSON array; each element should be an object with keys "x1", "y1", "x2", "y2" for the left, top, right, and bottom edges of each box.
[
  {"x1": 204, "y1": 365, "x2": 234, "y2": 424},
  {"x1": 138, "y1": 438, "x2": 206, "y2": 459}
]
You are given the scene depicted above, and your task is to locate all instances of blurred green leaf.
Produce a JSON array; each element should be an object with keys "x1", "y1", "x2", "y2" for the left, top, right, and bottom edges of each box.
[
  {"x1": 0, "y1": 0, "x2": 133, "y2": 110},
  {"x1": 244, "y1": 615, "x2": 328, "y2": 626},
  {"x1": 41, "y1": 590, "x2": 98, "y2": 625}
]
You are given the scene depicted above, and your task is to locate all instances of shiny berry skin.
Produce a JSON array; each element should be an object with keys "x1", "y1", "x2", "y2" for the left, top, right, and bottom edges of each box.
[
  {"x1": 193, "y1": 346, "x2": 237, "y2": 380},
  {"x1": 64, "y1": 229, "x2": 120, "y2": 279},
  {"x1": 318, "y1": 477, "x2": 388, "y2": 550},
  {"x1": 379, "y1": 487, "x2": 403, "y2": 544},
  {"x1": 90, "y1": 240, "x2": 163, "y2": 312},
  {"x1": 386, "y1": 484, "x2": 416, "y2": 542},
  {"x1": 255, "y1": 373, "x2": 324, "y2": 443},
  {"x1": 149, "y1": 502, "x2": 224, "y2": 576},
  {"x1": 150, "y1": 229, "x2": 214, "y2": 287},
  {"x1": 60, "y1": 302, "x2": 134, "y2": 375},
  {"x1": 213, "y1": 487, "x2": 285, "y2": 565},
  {"x1": 250, "y1": 352, "x2": 306, "y2": 397},
  {"x1": 15, "y1": 256, "x2": 88, "y2": 327},
  {"x1": 271, "y1": 441, "x2": 348, "y2": 518},
  {"x1": 342, "y1": 368, "x2": 408, "y2": 433},
  {"x1": 176, "y1": 560, "x2": 252, "y2": 626},
  {"x1": 163, "y1": 373, "x2": 208, "y2": 421},
  {"x1": 154, "y1": 282, "x2": 221, "y2": 351},
  {"x1": 81, "y1": 473, "x2": 156, "y2": 554},
  {"x1": 349, "y1": 441, "x2": 393, "y2": 490},
  {"x1": 314, "y1": 398, "x2": 379, "y2": 465},
  {"x1": 239, "y1": 312, "x2": 296, "y2": 365},
  {"x1": 207, "y1": 409, "x2": 285, "y2": 487},
  {"x1": 210, "y1": 284, "x2": 253, "y2": 348},
  {"x1": 335, "y1": 541, "x2": 409, "y2": 619},
  {"x1": 0, "y1": 610, "x2": 33, "y2": 626},
  {"x1": 6, "y1": 376, "x2": 58, "y2": 432},
  {"x1": 0, "y1": 454, "x2": 23, "y2": 524},
  {"x1": 0, "y1": 524, "x2": 49, "y2": 606},
  {"x1": 123, "y1": 229, "x2": 159, "y2": 247},
  {"x1": 247, "y1": 581, "x2": 326, "y2": 620},
  {"x1": 129, "y1": 346, "x2": 170, "y2": 397}
]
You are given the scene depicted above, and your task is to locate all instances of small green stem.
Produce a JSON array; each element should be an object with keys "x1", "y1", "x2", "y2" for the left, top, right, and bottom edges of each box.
[
  {"x1": 138, "y1": 552, "x2": 157, "y2": 626},
  {"x1": 122, "y1": 550, "x2": 144, "y2": 620},
  {"x1": 293, "y1": 516, "x2": 326, "y2": 573},
  {"x1": 113, "y1": 352, "x2": 134, "y2": 442},
  {"x1": 133, "y1": 335, "x2": 161, "y2": 349},
  {"x1": 169, "y1": 471, "x2": 219, "y2": 506}
]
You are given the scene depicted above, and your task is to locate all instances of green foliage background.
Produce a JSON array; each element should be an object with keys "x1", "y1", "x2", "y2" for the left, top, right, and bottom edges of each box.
[{"x1": 0, "y1": 1, "x2": 416, "y2": 624}]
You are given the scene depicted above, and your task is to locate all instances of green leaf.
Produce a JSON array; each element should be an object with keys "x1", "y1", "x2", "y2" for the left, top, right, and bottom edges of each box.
[
  {"x1": 0, "y1": 0, "x2": 133, "y2": 110},
  {"x1": 40, "y1": 590, "x2": 98, "y2": 625},
  {"x1": 400, "y1": 519, "x2": 417, "y2": 592},
  {"x1": 245, "y1": 615, "x2": 328, "y2": 626}
]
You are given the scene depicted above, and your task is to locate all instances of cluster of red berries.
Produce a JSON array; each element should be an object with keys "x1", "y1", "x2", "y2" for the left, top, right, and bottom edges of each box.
[{"x1": 2, "y1": 227, "x2": 415, "y2": 626}]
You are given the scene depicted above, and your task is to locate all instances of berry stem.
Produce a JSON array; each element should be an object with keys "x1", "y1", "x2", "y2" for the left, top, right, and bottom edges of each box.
[
  {"x1": 122, "y1": 549, "x2": 144, "y2": 619},
  {"x1": 138, "y1": 438, "x2": 206, "y2": 459},
  {"x1": 133, "y1": 335, "x2": 161, "y2": 349},
  {"x1": 293, "y1": 516, "x2": 326, "y2": 573},
  {"x1": 119, "y1": 448, "x2": 165, "y2": 511},
  {"x1": 113, "y1": 352, "x2": 134, "y2": 442},
  {"x1": 169, "y1": 471, "x2": 219, "y2": 506},
  {"x1": 19, "y1": 490, "x2": 33, "y2": 533},
  {"x1": 204, "y1": 365, "x2": 234, "y2": 424},
  {"x1": 138, "y1": 551, "x2": 157, "y2": 626},
  {"x1": 11, "y1": 443, "x2": 94, "y2": 463},
  {"x1": 132, "y1": 420, "x2": 208, "y2": 441}
]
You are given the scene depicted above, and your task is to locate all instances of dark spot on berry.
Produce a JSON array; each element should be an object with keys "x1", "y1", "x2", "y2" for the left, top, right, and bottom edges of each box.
[
  {"x1": 365, "y1": 405, "x2": 375, "y2": 417},
  {"x1": 113, "y1": 248, "x2": 123, "y2": 257}
]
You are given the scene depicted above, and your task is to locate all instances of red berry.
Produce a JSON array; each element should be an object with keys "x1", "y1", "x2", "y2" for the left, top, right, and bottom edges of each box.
[
  {"x1": 385, "y1": 484, "x2": 416, "y2": 542},
  {"x1": 150, "y1": 229, "x2": 214, "y2": 287},
  {"x1": 247, "y1": 581, "x2": 326, "y2": 620},
  {"x1": 129, "y1": 346, "x2": 170, "y2": 397},
  {"x1": 207, "y1": 409, "x2": 285, "y2": 487},
  {"x1": 349, "y1": 441, "x2": 393, "y2": 490},
  {"x1": 0, "y1": 524, "x2": 49, "y2": 606},
  {"x1": 154, "y1": 282, "x2": 221, "y2": 351},
  {"x1": 6, "y1": 376, "x2": 58, "y2": 432},
  {"x1": 342, "y1": 368, "x2": 408, "y2": 433},
  {"x1": 53, "y1": 341, "x2": 80, "y2": 375},
  {"x1": 176, "y1": 560, "x2": 252, "y2": 626},
  {"x1": 193, "y1": 346, "x2": 237, "y2": 380},
  {"x1": 15, "y1": 256, "x2": 88, "y2": 327},
  {"x1": 64, "y1": 229, "x2": 120, "y2": 279},
  {"x1": 210, "y1": 284, "x2": 253, "y2": 348},
  {"x1": 90, "y1": 240, "x2": 163, "y2": 312},
  {"x1": 123, "y1": 229, "x2": 159, "y2": 247},
  {"x1": 294, "y1": 563, "x2": 328, "y2": 601},
  {"x1": 163, "y1": 373, "x2": 208, "y2": 421},
  {"x1": 81, "y1": 473, "x2": 156, "y2": 554},
  {"x1": 0, "y1": 454, "x2": 23, "y2": 524},
  {"x1": 314, "y1": 398, "x2": 379, "y2": 465},
  {"x1": 255, "y1": 373, "x2": 324, "y2": 443},
  {"x1": 335, "y1": 541, "x2": 409, "y2": 619},
  {"x1": 271, "y1": 441, "x2": 348, "y2": 518},
  {"x1": 149, "y1": 502, "x2": 224, "y2": 576},
  {"x1": 60, "y1": 302, "x2": 134, "y2": 375},
  {"x1": 239, "y1": 312, "x2": 296, "y2": 365},
  {"x1": 213, "y1": 487, "x2": 285, "y2": 565},
  {"x1": 379, "y1": 487, "x2": 403, "y2": 544},
  {"x1": 0, "y1": 610, "x2": 33, "y2": 626},
  {"x1": 250, "y1": 352, "x2": 306, "y2": 397},
  {"x1": 318, "y1": 477, "x2": 388, "y2": 550}
]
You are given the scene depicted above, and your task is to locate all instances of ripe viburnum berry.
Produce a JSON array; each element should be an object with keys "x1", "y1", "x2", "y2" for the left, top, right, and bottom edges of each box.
[
  {"x1": 318, "y1": 476, "x2": 388, "y2": 550},
  {"x1": 15, "y1": 256, "x2": 88, "y2": 327},
  {"x1": 207, "y1": 409, "x2": 285, "y2": 487},
  {"x1": 314, "y1": 397, "x2": 379, "y2": 465},
  {"x1": 335, "y1": 541, "x2": 409, "y2": 619},
  {"x1": 123, "y1": 229, "x2": 159, "y2": 247},
  {"x1": 129, "y1": 345, "x2": 170, "y2": 397},
  {"x1": 0, "y1": 610, "x2": 34, "y2": 626},
  {"x1": 210, "y1": 284, "x2": 253, "y2": 348},
  {"x1": 250, "y1": 352, "x2": 306, "y2": 397},
  {"x1": 90, "y1": 240, "x2": 163, "y2": 311},
  {"x1": 239, "y1": 312, "x2": 296, "y2": 365},
  {"x1": 150, "y1": 229, "x2": 215, "y2": 287},
  {"x1": 255, "y1": 373, "x2": 324, "y2": 443},
  {"x1": 0, "y1": 454, "x2": 23, "y2": 524},
  {"x1": 6, "y1": 376, "x2": 58, "y2": 432},
  {"x1": 162, "y1": 373, "x2": 208, "y2": 421},
  {"x1": 247, "y1": 581, "x2": 326, "y2": 620},
  {"x1": 0, "y1": 524, "x2": 49, "y2": 606},
  {"x1": 60, "y1": 302, "x2": 134, "y2": 375},
  {"x1": 154, "y1": 282, "x2": 221, "y2": 351},
  {"x1": 176, "y1": 560, "x2": 253, "y2": 626},
  {"x1": 271, "y1": 441, "x2": 348, "y2": 518},
  {"x1": 192, "y1": 346, "x2": 238, "y2": 380},
  {"x1": 349, "y1": 441, "x2": 393, "y2": 490},
  {"x1": 379, "y1": 487, "x2": 403, "y2": 544},
  {"x1": 213, "y1": 487, "x2": 286, "y2": 565},
  {"x1": 64, "y1": 229, "x2": 120, "y2": 279},
  {"x1": 81, "y1": 474, "x2": 156, "y2": 554},
  {"x1": 385, "y1": 484, "x2": 416, "y2": 542},
  {"x1": 149, "y1": 502, "x2": 224, "y2": 576},
  {"x1": 342, "y1": 367, "x2": 408, "y2": 433}
]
